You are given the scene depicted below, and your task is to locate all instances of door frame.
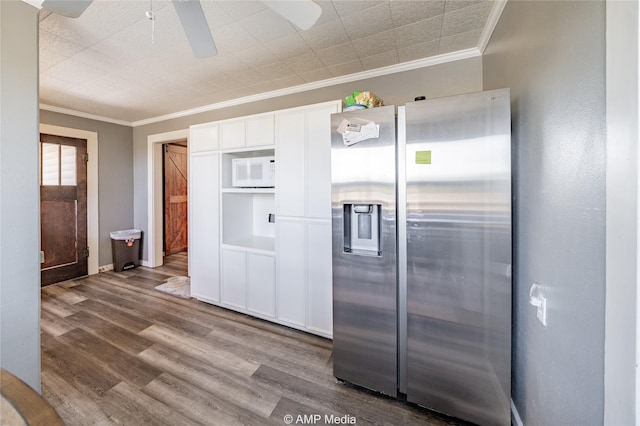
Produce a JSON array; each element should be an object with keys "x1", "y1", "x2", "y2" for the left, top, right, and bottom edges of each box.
[
  {"x1": 39, "y1": 124, "x2": 99, "y2": 276},
  {"x1": 147, "y1": 129, "x2": 189, "y2": 268}
]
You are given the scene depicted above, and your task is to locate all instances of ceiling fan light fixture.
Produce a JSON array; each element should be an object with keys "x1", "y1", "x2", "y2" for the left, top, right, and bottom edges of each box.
[
  {"x1": 172, "y1": 0, "x2": 217, "y2": 58},
  {"x1": 39, "y1": 0, "x2": 93, "y2": 18},
  {"x1": 261, "y1": 0, "x2": 322, "y2": 31}
]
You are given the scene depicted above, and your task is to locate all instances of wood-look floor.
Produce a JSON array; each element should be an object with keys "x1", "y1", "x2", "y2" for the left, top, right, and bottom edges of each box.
[{"x1": 41, "y1": 253, "x2": 464, "y2": 426}]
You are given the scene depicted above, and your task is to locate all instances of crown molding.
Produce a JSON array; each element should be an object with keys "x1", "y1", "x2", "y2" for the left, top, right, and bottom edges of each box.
[
  {"x1": 40, "y1": 48, "x2": 484, "y2": 128},
  {"x1": 131, "y1": 48, "x2": 481, "y2": 127},
  {"x1": 40, "y1": 103, "x2": 133, "y2": 127},
  {"x1": 478, "y1": 0, "x2": 508, "y2": 53}
]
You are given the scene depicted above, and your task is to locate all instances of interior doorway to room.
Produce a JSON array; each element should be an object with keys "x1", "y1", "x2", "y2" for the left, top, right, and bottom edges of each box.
[
  {"x1": 40, "y1": 134, "x2": 88, "y2": 286},
  {"x1": 163, "y1": 141, "x2": 188, "y2": 256}
]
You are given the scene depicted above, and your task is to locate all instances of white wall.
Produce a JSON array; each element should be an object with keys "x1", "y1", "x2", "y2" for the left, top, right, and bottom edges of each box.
[{"x1": 0, "y1": 0, "x2": 41, "y2": 391}]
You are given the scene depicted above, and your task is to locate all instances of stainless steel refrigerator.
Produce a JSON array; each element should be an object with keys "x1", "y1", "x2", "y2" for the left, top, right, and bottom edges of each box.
[{"x1": 331, "y1": 89, "x2": 511, "y2": 426}]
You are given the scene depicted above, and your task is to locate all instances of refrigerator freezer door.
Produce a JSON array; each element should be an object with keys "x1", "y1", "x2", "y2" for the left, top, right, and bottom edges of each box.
[
  {"x1": 405, "y1": 89, "x2": 512, "y2": 425},
  {"x1": 331, "y1": 105, "x2": 397, "y2": 397}
]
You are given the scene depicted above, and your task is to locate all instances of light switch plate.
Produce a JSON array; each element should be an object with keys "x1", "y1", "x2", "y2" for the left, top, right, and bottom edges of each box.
[{"x1": 537, "y1": 297, "x2": 547, "y2": 326}]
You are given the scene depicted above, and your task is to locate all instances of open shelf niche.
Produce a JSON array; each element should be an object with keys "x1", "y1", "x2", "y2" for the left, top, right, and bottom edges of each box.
[{"x1": 221, "y1": 148, "x2": 275, "y2": 253}]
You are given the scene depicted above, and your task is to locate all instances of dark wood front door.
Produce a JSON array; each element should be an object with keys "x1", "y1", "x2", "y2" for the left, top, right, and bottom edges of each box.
[
  {"x1": 40, "y1": 134, "x2": 88, "y2": 286},
  {"x1": 164, "y1": 143, "x2": 188, "y2": 256}
]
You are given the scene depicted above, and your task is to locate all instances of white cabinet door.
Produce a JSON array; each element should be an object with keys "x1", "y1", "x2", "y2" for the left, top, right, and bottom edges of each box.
[
  {"x1": 221, "y1": 248, "x2": 246, "y2": 309},
  {"x1": 220, "y1": 120, "x2": 245, "y2": 149},
  {"x1": 306, "y1": 105, "x2": 338, "y2": 219},
  {"x1": 189, "y1": 152, "x2": 220, "y2": 302},
  {"x1": 306, "y1": 221, "x2": 333, "y2": 336},
  {"x1": 275, "y1": 110, "x2": 306, "y2": 217},
  {"x1": 276, "y1": 218, "x2": 306, "y2": 326},
  {"x1": 247, "y1": 252, "x2": 275, "y2": 318},
  {"x1": 246, "y1": 114, "x2": 274, "y2": 147},
  {"x1": 190, "y1": 124, "x2": 219, "y2": 153}
]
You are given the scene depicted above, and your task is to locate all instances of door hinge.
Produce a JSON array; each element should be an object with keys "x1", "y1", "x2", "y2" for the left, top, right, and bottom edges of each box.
[
  {"x1": 83, "y1": 153, "x2": 89, "y2": 162},
  {"x1": 82, "y1": 247, "x2": 89, "y2": 258}
]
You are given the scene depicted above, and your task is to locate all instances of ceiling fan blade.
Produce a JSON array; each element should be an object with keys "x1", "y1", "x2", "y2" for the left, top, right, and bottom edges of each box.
[
  {"x1": 171, "y1": 0, "x2": 217, "y2": 58},
  {"x1": 261, "y1": 0, "x2": 322, "y2": 31},
  {"x1": 40, "y1": 0, "x2": 93, "y2": 18}
]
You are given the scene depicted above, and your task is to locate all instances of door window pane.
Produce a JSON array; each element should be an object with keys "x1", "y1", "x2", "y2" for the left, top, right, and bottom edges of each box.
[
  {"x1": 60, "y1": 145, "x2": 76, "y2": 185},
  {"x1": 41, "y1": 143, "x2": 59, "y2": 186}
]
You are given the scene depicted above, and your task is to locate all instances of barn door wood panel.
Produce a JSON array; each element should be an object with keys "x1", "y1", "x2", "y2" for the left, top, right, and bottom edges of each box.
[
  {"x1": 40, "y1": 134, "x2": 88, "y2": 286},
  {"x1": 164, "y1": 143, "x2": 188, "y2": 256}
]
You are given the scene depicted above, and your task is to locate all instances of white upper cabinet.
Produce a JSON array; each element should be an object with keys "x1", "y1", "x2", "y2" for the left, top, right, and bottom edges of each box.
[
  {"x1": 190, "y1": 123, "x2": 219, "y2": 152},
  {"x1": 275, "y1": 110, "x2": 306, "y2": 217},
  {"x1": 306, "y1": 104, "x2": 339, "y2": 219},
  {"x1": 220, "y1": 113, "x2": 275, "y2": 150},
  {"x1": 220, "y1": 120, "x2": 245, "y2": 150},
  {"x1": 246, "y1": 114, "x2": 275, "y2": 147},
  {"x1": 275, "y1": 102, "x2": 340, "y2": 219}
]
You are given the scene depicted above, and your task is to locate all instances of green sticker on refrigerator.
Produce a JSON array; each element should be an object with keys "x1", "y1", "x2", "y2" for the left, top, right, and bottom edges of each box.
[{"x1": 415, "y1": 150, "x2": 431, "y2": 164}]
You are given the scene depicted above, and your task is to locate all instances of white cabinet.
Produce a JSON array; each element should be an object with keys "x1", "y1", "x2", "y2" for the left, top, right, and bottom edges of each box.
[
  {"x1": 306, "y1": 221, "x2": 333, "y2": 336},
  {"x1": 246, "y1": 115, "x2": 274, "y2": 147},
  {"x1": 247, "y1": 253, "x2": 275, "y2": 318},
  {"x1": 274, "y1": 100, "x2": 340, "y2": 338},
  {"x1": 275, "y1": 111, "x2": 306, "y2": 217},
  {"x1": 306, "y1": 107, "x2": 334, "y2": 219},
  {"x1": 276, "y1": 218, "x2": 307, "y2": 327},
  {"x1": 276, "y1": 218, "x2": 333, "y2": 337},
  {"x1": 189, "y1": 100, "x2": 340, "y2": 339},
  {"x1": 190, "y1": 123, "x2": 219, "y2": 153},
  {"x1": 220, "y1": 120, "x2": 245, "y2": 149},
  {"x1": 189, "y1": 152, "x2": 220, "y2": 303},
  {"x1": 220, "y1": 113, "x2": 274, "y2": 149},
  {"x1": 222, "y1": 248, "x2": 275, "y2": 318},
  {"x1": 275, "y1": 102, "x2": 339, "y2": 219},
  {"x1": 221, "y1": 248, "x2": 246, "y2": 309}
]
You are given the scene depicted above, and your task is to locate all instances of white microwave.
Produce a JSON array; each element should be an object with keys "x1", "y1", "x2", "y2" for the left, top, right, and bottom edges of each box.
[{"x1": 231, "y1": 156, "x2": 275, "y2": 188}]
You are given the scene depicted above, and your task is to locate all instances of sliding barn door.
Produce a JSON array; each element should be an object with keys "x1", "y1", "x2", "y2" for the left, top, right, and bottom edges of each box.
[{"x1": 164, "y1": 143, "x2": 188, "y2": 255}]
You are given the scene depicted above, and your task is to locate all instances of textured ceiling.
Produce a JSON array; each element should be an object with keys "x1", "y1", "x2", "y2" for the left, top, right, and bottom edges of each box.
[{"x1": 39, "y1": 0, "x2": 495, "y2": 124}]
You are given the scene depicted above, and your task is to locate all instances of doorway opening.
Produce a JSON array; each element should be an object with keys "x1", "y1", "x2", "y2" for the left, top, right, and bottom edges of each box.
[
  {"x1": 146, "y1": 128, "x2": 189, "y2": 269},
  {"x1": 163, "y1": 140, "x2": 188, "y2": 256}
]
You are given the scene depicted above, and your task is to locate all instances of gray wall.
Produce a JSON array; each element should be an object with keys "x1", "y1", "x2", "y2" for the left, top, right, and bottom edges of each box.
[
  {"x1": 0, "y1": 0, "x2": 41, "y2": 391},
  {"x1": 40, "y1": 111, "x2": 134, "y2": 266},
  {"x1": 604, "y1": 2, "x2": 638, "y2": 424},
  {"x1": 133, "y1": 56, "x2": 483, "y2": 260},
  {"x1": 483, "y1": 1, "x2": 606, "y2": 424}
]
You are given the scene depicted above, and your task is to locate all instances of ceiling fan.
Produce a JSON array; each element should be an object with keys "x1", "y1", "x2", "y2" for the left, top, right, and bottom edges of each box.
[{"x1": 33, "y1": 0, "x2": 322, "y2": 58}]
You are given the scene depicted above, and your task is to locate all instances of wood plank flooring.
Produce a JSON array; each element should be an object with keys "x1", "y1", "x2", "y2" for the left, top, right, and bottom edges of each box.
[{"x1": 41, "y1": 253, "x2": 465, "y2": 426}]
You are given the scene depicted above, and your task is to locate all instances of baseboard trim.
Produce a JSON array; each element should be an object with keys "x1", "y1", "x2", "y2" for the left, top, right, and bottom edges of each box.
[
  {"x1": 98, "y1": 264, "x2": 114, "y2": 273},
  {"x1": 511, "y1": 399, "x2": 524, "y2": 426}
]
